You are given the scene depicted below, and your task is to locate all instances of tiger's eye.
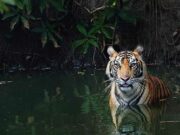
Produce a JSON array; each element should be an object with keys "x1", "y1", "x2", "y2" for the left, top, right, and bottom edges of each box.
[
  {"x1": 113, "y1": 61, "x2": 120, "y2": 68},
  {"x1": 130, "y1": 63, "x2": 137, "y2": 67},
  {"x1": 114, "y1": 63, "x2": 121, "y2": 69}
]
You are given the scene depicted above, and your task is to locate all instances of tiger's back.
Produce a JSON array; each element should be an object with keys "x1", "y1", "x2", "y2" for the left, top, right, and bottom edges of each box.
[{"x1": 144, "y1": 75, "x2": 171, "y2": 104}]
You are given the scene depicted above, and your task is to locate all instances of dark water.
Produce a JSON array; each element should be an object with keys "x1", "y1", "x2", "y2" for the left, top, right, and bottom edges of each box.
[{"x1": 0, "y1": 67, "x2": 179, "y2": 135}]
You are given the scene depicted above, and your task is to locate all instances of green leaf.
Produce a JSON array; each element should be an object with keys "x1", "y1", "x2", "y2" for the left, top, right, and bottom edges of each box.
[
  {"x1": 15, "y1": 0, "x2": 24, "y2": 9},
  {"x1": 88, "y1": 35, "x2": 97, "y2": 40},
  {"x1": 76, "y1": 24, "x2": 87, "y2": 36},
  {"x1": 10, "y1": 16, "x2": 19, "y2": 30},
  {"x1": 102, "y1": 28, "x2": 112, "y2": 39},
  {"x1": 88, "y1": 26, "x2": 99, "y2": 35},
  {"x1": 21, "y1": 16, "x2": 29, "y2": 29},
  {"x1": 0, "y1": 2, "x2": 8, "y2": 13},
  {"x1": 24, "y1": 0, "x2": 32, "y2": 14},
  {"x1": 2, "y1": 12, "x2": 17, "y2": 20},
  {"x1": 48, "y1": 33, "x2": 60, "y2": 48},
  {"x1": 2, "y1": 0, "x2": 15, "y2": 5},
  {"x1": 88, "y1": 39, "x2": 98, "y2": 48},
  {"x1": 28, "y1": 15, "x2": 36, "y2": 20},
  {"x1": 72, "y1": 39, "x2": 87, "y2": 49}
]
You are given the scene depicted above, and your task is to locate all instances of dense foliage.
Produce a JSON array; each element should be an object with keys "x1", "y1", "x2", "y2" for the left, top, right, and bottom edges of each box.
[
  {"x1": 0, "y1": 0, "x2": 179, "y2": 70},
  {"x1": 0, "y1": 0, "x2": 141, "y2": 69}
]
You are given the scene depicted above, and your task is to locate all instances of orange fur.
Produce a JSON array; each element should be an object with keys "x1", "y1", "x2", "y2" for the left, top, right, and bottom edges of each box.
[{"x1": 147, "y1": 75, "x2": 171, "y2": 104}]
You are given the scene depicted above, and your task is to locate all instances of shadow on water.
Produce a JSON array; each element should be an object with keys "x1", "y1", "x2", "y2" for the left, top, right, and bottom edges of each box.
[{"x1": 0, "y1": 66, "x2": 179, "y2": 135}]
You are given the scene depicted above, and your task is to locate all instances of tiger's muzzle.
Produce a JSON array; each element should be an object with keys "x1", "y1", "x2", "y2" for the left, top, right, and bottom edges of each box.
[{"x1": 116, "y1": 77, "x2": 133, "y2": 91}]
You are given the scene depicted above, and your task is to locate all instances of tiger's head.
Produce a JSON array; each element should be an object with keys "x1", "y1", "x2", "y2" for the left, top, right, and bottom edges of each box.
[{"x1": 106, "y1": 46, "x2": 147, "y2": 95}]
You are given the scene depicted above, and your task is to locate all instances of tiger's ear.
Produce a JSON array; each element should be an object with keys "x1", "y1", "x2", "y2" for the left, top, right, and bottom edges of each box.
[
  {"x1": 133, "y1": 45, "x2": 144, "y2": 56},
  {"x1": 107, "y1": 46, "x2": 118, "y2": 60}
]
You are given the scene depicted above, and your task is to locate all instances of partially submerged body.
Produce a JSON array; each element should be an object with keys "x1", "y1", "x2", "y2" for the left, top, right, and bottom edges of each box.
[{"x1": 105, "y1": 46, "x2": 171, "y2": 127}]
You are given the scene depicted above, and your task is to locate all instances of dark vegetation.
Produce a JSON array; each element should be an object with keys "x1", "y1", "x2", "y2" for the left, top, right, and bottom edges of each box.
[{"x1": 0, "y1": 0, "x2": 179, "y2": 72}]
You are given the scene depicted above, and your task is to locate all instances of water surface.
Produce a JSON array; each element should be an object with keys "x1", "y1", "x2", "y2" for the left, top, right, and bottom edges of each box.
[{"x1": 0, "y1": 67, "x2": 179, "y2": 135}]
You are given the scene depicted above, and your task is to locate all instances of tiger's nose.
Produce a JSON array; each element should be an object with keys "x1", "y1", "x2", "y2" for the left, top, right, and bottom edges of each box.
[{"x1": 121, "y1": 77, "x2": 130, "y2": 82}]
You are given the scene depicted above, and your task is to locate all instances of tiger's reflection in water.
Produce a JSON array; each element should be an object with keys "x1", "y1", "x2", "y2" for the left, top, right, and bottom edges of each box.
[{"x1": 111, "y1": 103, "x2": 165, "y2": 135}]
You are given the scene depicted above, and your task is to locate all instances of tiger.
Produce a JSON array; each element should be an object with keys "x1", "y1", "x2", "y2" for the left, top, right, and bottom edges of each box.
[{"x1": 105, "y1": 46, "x2": 171, "y2": 113}]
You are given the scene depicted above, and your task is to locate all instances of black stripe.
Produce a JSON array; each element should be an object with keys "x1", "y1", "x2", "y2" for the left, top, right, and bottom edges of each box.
[
  {"x1": 115, "y1": 88, "x2": 127, "y2": 106},
  {"x1": 129, "y1": 82, "x2": 145, "y2": 105}
]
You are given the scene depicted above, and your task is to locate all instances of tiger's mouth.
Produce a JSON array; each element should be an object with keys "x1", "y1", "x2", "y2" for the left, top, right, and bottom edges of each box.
[
  {"x1": 116, "y1": 79, "x2": 133, "y2": 90},
  {"x1": 119, "y1": 83, "x2": 133, "y2": 88}
]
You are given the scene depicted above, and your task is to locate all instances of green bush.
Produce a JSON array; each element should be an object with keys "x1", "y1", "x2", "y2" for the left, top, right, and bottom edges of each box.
[{"x1": 1, "y1": 0, "x2": 138, "y2": 55}]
